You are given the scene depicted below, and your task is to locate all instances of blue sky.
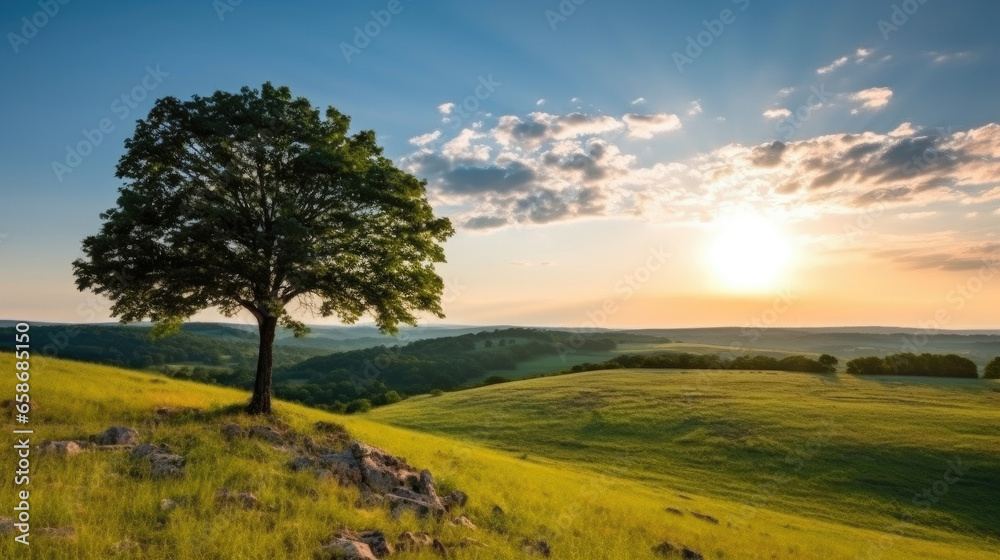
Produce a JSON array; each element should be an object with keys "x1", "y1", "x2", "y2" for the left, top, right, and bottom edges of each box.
[{"x1": 2, "y1": 0, "x2": 1000, "y2": 328}]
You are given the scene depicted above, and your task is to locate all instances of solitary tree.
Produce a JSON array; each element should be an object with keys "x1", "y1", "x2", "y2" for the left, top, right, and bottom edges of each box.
[{"x1": 73, "y1": 83, "x2": 454, "y2": 414}]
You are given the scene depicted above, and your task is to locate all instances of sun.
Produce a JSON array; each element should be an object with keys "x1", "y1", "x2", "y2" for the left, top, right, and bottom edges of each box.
[{"x1": 707, "y1": 213, "x2": 792, "y2": 292}]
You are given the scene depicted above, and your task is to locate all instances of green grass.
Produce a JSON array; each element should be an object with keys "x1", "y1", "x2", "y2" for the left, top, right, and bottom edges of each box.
[
  {"x1": 3, "y1": 354, "x2": 998, "y2": 560},
  {"x1": 370, "y1": 369, "x2": 1000, "y2": 556},
  {"x1": 478, "y1": 350, "x2": 619, "y2": 381}
]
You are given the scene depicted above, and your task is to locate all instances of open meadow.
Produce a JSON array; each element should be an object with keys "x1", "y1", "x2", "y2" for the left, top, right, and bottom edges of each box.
[{"x1": 3, "y1": 353, "x2": 998, "y2": 560}]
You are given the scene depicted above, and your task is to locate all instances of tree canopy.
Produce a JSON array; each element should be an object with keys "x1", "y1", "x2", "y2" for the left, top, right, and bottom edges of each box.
[{"x1": 73, "y1": 83, "x2": 454, "y2": 413}]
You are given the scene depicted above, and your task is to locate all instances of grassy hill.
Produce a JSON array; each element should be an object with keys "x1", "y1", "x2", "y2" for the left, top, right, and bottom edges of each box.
[
  {"x1": 370, "y1": 369, "x2": 1000, "y2": 556},
  {"x1": 3, "y1": 353, "x2": 998, "y2": 559}
]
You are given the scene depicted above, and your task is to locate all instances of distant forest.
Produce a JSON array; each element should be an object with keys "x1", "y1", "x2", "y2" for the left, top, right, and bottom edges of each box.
[
  {"x1": 274, "y1": 328, "x2": 637, "y2": 412},
  {"x1": 4, "y1": 324, "x2": 987, "y2": 414},
  {"x1": 0, "y1": 324, "x2": 657, "y2": 412}
]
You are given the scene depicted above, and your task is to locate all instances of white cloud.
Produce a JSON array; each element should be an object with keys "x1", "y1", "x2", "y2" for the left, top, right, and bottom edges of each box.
[
  {"x1": 898, "y1": 211, "x2": 937, "y2": 220},
  {"x1": 817, "y1": 55, "x2": 849, "y2": 75},
  {"x1": 855, "y1": 47, "x2": 873, "y2": 62},
  {"x1": 493, "y1": 112, "x2": 625, "y2": 150},
  {"x1": 716, "y1": 116, "x2": 726, "y2": 122},
  {"x1": 777, "y1": 87, "x2": 794, "y2": 98},
  {"x1": 437, "y1": 102, "x2": 455, "y2": 115},
  {"x1": 688, "y1": 100, "x2": 703, "y2": 116},
  {"x1": 965, "y1": 212, "x2": 979, "y2": 218},
  {"x1": 889, "y1": 123, "x2": 917, "y2": 137},
  {"x1": 405, "y1": 108, "x2": 1000, "y2": 245},
  {"x1": 408, "y1": 130, "x2": 442, "y2": 146},
  {"x1": 630, "y1": 97, "x2": 646, "y2": 106},
  {"x1": 441, "y1": 128, "x2": 491, "y2": 161},
  {"x1": 847, "y1": 87, "x2": 893, "y2": 113},
  {"x1": 536, "y1": 98, "x2": 547, "y2": 106},
  {"x1": 623, "y1": 113, "x2": 682, "y2": 139},
  {"x1": 763, "y1": 108, "x2": 792, "y2": 120},
  {"x1": 929, "y1": 51, "x2": 972, "y2": 65},
  {"x1": 570, "y1": 97, "x2": 583, "y2": 104}
]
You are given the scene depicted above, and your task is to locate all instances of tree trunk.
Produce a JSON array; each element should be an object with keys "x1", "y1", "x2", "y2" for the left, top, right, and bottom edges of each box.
[{"x1": 246, "y1": 315, "x2": 277, "y2": 415}]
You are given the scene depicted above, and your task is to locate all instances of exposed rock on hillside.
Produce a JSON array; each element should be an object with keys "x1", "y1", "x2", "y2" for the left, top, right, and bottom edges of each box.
[
  {"x1": 95, "y1": 426, "x2": 140, "y2": 446},
  {"x1": 132, "y1": 443, "x2": 186, "y2": 478},
  {"x1": 690, "y1": 511, "x2": 719, "y2": 524},
  {"x1": 652, "y1": 541, "x2": 705, "y2": 559},
  {"x1": 294, "y1": 440, "x2": 467, "y2": 520},
  {"x1": 38, "y1": 440, "x2": 83, "y2": 456}
]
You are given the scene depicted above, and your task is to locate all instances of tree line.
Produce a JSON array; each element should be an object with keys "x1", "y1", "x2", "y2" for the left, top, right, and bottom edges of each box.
[
  {"x1": 845, "y1": 353, "x2": 979, "y2": 378},
  {"x1": 562, "y1": 352, "x2": 839, "y2": 374}
]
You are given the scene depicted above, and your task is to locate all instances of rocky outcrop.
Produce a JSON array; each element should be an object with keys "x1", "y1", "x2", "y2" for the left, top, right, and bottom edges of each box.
[
  {"x1": 302, "y1": 441, "x2": 462, "y2": 519},
  {"x1": 396, "y1": 532, "x2": 446, "y2": 555},
  {"x1": 323, "y1": 538, "x2": 379, "y2": 560},
  {"x1": 320, "y1": 528, "x2": 403, "y2": 559},
  {"x1": 131, "y1": 443, "x2": 186, "y2": 478},
  {"x1": 38, "y1": 441, "x2": 83, "y2": 456},
  {"x1": 96, "y1": 426, "x2": 139, "y2": 446}
]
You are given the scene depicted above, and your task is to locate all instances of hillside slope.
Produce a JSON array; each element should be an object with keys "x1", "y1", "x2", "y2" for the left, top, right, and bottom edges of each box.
[
  {"x1": 0, "y1": 354, "x2": 996, "y2": 559},
  {"x1": 370, "y1": 369, "x2": 1000, "y2": 554}
]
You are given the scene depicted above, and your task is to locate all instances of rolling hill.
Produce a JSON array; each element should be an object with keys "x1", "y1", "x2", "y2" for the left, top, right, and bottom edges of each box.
[
  {"x1": 2, "y1": 353, "x2": 998, "y2": 559},
  {"x1": 369, "y1": 368, "x2": 1000, "y2": 555}
]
